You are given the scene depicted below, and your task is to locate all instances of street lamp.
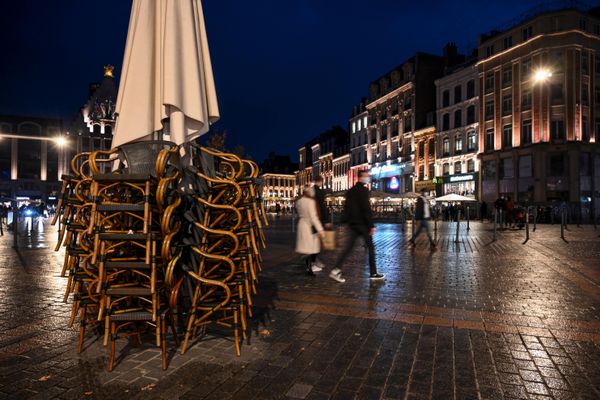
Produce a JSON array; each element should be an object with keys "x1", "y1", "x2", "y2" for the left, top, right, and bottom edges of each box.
[
  {"x1": 55, "y1": 136, "x2": 67, "y2": 147},
  {"x1": 533, "y1": 68, "x2": 552, "y2": 83}
]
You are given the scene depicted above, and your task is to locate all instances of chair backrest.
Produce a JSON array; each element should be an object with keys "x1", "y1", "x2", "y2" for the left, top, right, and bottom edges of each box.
[{"x1": 118, "y1": 140, "x2": 176, "y2": 176}]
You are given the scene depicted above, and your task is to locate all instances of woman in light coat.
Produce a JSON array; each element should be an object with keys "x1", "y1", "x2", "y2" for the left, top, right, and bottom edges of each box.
[{"x1": 295, "y1": 185, "x2": 325, "y2": 275}]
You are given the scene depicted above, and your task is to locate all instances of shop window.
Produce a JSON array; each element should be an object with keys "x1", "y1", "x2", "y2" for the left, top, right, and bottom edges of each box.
[
  {"x1": 499, "y1": 158, "x2": 514, "y2": 179},
  {"x1": 580, "y1": 152, "x2": 591, "y2": 176},
  {"x1": 483, "y1": 160, "x2": 496, "y2": 179}
]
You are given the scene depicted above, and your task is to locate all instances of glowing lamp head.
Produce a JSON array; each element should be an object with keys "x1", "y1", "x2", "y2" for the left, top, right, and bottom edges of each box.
[
  {"x1": 534, "y1": 69, "x2": 552, "y2": 82},
  {"x1": 55, "y1": 136, "x2": 67, "y2": 147}
]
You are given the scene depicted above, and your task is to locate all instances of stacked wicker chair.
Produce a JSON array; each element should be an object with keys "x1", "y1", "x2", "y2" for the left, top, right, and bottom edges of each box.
[{"x1": 54, "y1": 141, "x2": 267, "y2": 369}]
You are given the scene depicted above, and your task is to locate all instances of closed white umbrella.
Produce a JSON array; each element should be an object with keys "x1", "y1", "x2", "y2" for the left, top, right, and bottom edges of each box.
[{"x1": 113, "y1": 0, "x2": 219, "y2": 148}]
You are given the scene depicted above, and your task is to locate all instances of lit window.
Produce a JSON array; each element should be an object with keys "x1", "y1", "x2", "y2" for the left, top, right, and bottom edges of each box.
[
  {"x1": 352, "y1": 122, "x2": 356, "y2": 133},
  {"x1": 363, "y1": 116, "x2": 367, "y2": 127}
]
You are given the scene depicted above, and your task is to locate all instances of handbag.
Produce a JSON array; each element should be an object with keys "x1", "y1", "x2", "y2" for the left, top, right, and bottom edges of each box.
[{"x1": 321, "y1": 230, "x2": 336, "y2": 251}]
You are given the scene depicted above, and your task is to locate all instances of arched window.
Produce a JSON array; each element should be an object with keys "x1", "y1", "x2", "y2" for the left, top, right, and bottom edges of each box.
[
  {"x1": 442, "y1": 137, "x2": 450, "y2": 156},
  {"x1": 454, "y1": 110, "x2": 462, "y2": 128}
]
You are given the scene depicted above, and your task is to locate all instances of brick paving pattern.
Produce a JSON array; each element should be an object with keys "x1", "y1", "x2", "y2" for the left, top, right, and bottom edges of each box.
[{"x1": 0, "y1": 216, "x2": 599, "y2": 399}]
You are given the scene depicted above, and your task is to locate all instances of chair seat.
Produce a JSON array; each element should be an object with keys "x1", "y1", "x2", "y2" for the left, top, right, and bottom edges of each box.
[
  {"x1": 98, "y1": 232, "x2": 159, "y2": 241},
  {"x1": 109, "y1": 311, "x2": 153, "y2": 321},
  {"x1": 92, "y1": 173, "x2": 154, "y2": 182},
  {"x1": 105, "y1": 261, "x2": 151, "y2": 270},
  {"x1": 96, "y1": 204, "x2": 145, "y2": 212},
  {"x1": 106, "y1": 287, "x2": 152, "y2": 296}
]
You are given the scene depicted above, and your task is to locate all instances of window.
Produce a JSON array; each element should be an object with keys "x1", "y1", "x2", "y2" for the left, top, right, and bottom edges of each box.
[
  {"x1": 466, "y1": 105, "x2": 475, "y2": 124},
  {"x1": 404, "y1": 116, "x2": 411, "y2": 133},
  {"x1": 499, "y1": 158, "x2": 514, "y2": 179},
  {"x1": 418, "y1": 165, "x2": 424, "y2": 180},
  {"x1": 502, "y1": 124, "x2": 512, "y2": 148},
  {"x1": 455, "y1": 136, "x2": 463, "y2": 153},
  {"x1": 582, "y1": 116, "x2": 590, "y2": 142},
  {"x1": 580, "y1": 152, "x2": 591, "y2": 176},
  {"x1": 503, "y1": 36, "x2": 513, "y2": 49},
  {"x1": 582, "y1": 52, "x2": 589, "y2": 75},
  {"x1": 521, "y1": 58, "x2": 532, "y2": 80},
  {"x1": 485, "y1": 128, "x2": 494, "y2": 151},
  {"x1": 523, "y1": 26, "x2": 533, "y2": 41},
  {"x1": 486, "y1": 45, "x2": 494, "y2": 58},
  {"x1": 467, "y1": 159, "x2": 475, "y2": 173},
  {"x1": 485, "y1": 101, "x2": 494, "y2": 120},
  {"x1": 519, "y1": 155, "x2": 533, "y2": 178},
  {"x1": 442, "y1": 137, "x2": 450, "y2": 156},
  {"x1": 502, "y1": 95, "x2": 512, "y2": 116},
  {"x1": 442, "y1": 90, "x2": 450, "y2": 107},
  {"x1": 551, "y1": 83, "x2": 564, "y2": 104},
  {"x1": 549, "y1": 153, "x2": 565, "y2": 176},
  {"x1": 521, "y1": 91, "x2": 532, "y2": 110},
  {"x1": 580, "y1": 18, "x2": 587, "y2": 32},
  {"x1": 467, "y1": 131, "x2": 476, "y2": 151},
  {"x1": 370, "y1": 128, "x2": 377, "y2": 144},
  {"x1": 454, "y1": 161, "x2": 462, "y2": 174},
  {"x1": 454, "y1": 85, "x2": 462, "y2": 103},
  {"x1": 418, "y1": 141, "x2": 425, "y2": 157},
  {"x1": 582, "y1": 83, "x2": 589, "y2": 105},
  {"x1": 391, "y1": 120, "x2": 399, "y2": 137},
  {"x1": 467, "y1": 80, "x2": 475, "y2": 98},
  {"x1": 521, "y1": 119, "x2": 532, "y2": 145},
  {"x1": 551, "y1": 120, "x2": 565, "y2": 141},
  {"x1": 502, "y1": 67, "x2": 512, "y2": 87},
  {"x1": 429, "y1": 164, "x2": 435, "y2": 178},
  {"x1": 357, "y1": 119, "x2": 362, "y2": 130},
  {"x1": 454, "y1": 110, "x2": 462, "y2": 128},
  {"x1": 428, "y1": 138, "x2": 435, "y2": 156},
  {"x1": 442, "y1": 113, "x2": 450, "y2": 130},
  {"x1": 363, "y1": 116, "x2": 368, "y2": 128},
  {"x1": 485, "y1": 74, "x2": 494, "y2": 92},
  {"x1": 443, "y1": 163, "x2": 450, "y2": 175}
]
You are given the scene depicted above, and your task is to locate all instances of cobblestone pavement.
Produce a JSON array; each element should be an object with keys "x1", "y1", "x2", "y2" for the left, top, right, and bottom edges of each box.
[{"x1": 0, "y1": 216, "x2": 599, "y2": 399}]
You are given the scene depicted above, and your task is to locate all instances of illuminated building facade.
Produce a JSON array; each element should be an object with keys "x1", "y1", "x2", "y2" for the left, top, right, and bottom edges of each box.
[
  {"x1": 435, "y1": 60, "x2": 480, "y2": 198},
  {"x1": 413, "y1": 126, "x2": 438, "y2": 196},
  {"x1": 477, "y1": 6, "x2": 600, "y2": 220},
  {"x1": 349, "y1": 100, "x2": 369, "y2": 187}
]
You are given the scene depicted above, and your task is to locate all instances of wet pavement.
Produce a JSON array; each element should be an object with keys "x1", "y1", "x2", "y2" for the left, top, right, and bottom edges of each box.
[{"x1": 0, "y1": 216, "x2": 599, "y2": 399}]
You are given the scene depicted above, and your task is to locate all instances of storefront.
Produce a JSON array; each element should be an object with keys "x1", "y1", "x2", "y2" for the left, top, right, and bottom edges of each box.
[
  {"x1": 414, "y1": 180, "x2": 436, "y2": 197},
  {"x1": 437, "y1": 172, "x2": 478, "y2": 199}
]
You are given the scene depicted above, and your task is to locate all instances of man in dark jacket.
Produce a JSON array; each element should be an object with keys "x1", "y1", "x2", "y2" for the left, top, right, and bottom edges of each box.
[
  {"x1": 310, "y1": 176, "x2": 331, "y2": 273},
  {"x1": 330, "y1": 170, "x2": 385, "y2": 283},
  {"x1": 409, "y1": 190, "x2": 437, "y2": 249}
]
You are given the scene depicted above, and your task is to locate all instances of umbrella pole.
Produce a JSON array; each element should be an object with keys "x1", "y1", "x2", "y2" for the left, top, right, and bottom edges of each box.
[
  {"x1": 466, "y1": 205, "x2": 470, "y2": 231},
  {"x1": 454, "y1": 210, "x2": 461, "y2": 243}
]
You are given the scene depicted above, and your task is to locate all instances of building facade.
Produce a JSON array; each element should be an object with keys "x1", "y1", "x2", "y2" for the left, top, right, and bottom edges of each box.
[
  {"x1": 477, "y1": 6, "x2": 600, "y2": 220},
  {"x1": 349, "y1": 100, "x2": 370, "y2": 187},
  {"x1": 413, "y1": 126, "x2": 437, "y2": 196},
  {"x1": 0, "y1": 115, "x2": 66, "y2": 201},
  {"x1": 260, "y1": 173, "x2": 296, "y2": 212},
  {"x1": 366, "y1": 52, "x2": 451, "y2": 194},
  {"x1": 435, "y1": 61, "x2": 480, "y2": 198}
]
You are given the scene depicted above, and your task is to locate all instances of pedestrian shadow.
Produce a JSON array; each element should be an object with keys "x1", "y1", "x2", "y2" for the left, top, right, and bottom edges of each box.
[{"x1": 247, "y1": 276, "x2": 279, "y2": 344}]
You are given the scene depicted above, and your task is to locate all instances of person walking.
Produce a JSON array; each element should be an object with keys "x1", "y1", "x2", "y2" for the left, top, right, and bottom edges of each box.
[
  {"x1": 330, "y1": 170, "x2": 385, "y2": 283},
  {"x1": 312, "y1": 176, "x2": 331, "y2": 272},
  {"x1": 409, "y1": 190, "x2": 437, "y2": 250},
  {"x1": 295, "y1": 185, "x2": 325, "y2": 276}
]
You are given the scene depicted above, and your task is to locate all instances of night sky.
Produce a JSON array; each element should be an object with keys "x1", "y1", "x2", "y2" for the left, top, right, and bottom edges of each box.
[{"x1": 0, "y1": 0, "x2": 557, "y2": 162}]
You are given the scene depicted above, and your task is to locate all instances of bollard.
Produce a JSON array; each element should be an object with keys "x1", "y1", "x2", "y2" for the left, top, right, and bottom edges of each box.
[
  {"x1": 522, "y1": 207, "x2": 530, "y2": 244},
  {"x1": 533, "y1": 206, "x2": 537, "y2": 232},
  {"x1": 493, "y1": 209, "x2": 497, "y2": 242},
  {"x1": 12, "y1": 203, "x2": 18, "y2": 249},
  {"x1": 455, "y1": 210, "x2": 461, "y2": 243},
  {"x1": 466, "y1": 206, "x2": 470, "y2": 231},
  {"x1": 560, "y1": 209, "x2": 568, "y2": 243}
]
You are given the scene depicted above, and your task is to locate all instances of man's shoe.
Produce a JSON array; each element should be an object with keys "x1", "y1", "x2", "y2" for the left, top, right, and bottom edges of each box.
[
  {"x1": 311, "y1": 263, "x2": 323, "y2": 272},
  {"x1": 329, "y1": 268, "x2": 345, "y2": 283},
  {"x1": 369, "y1": 273, "x2": 385, "y2": 280},
  {"x1": 314, "y1": 259, "x2": 325, "y2": 269},
  {"x1": 305, "y1": 268, "x2": 316, "y2": 276}
]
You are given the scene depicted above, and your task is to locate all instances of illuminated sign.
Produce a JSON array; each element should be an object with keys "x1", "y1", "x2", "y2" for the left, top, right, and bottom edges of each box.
[
  {"x1": 449, "y1": 174, "x2": 475, "y2": 183},
  {"x1": 389, "y1": 176, "x2": 399, "y2": 190},
  {"x1": 47, "y1": 196, "x2": 57, "y2": 200},
  {"x1": 16, "y1": 196, "x2": 30, "y2": 200}
]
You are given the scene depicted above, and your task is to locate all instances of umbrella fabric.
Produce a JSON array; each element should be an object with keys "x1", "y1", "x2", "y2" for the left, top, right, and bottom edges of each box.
[
  {"x1": 435, "y1": 193, "x2": 476, "y2": 202},
  {"x1": 399, "y1": 191, "x2": 420, "y2": 198},
  {"x1": 113, "y1": 0, "x2": 219, "y2": 147}
]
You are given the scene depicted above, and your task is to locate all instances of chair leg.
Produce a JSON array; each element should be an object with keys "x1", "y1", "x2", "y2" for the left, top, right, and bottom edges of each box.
[
  {"x1": 108, "y1": 322, "x2": 116, "y2": 372},
  {"x1": 161, "y1": 318, "x2": 167, "y2": 370},
  {"x1": 233, "y1": 309, "x2": 240, "y2": 356},
  {"x1": 77, "y1": 305, "x2": 87, "y2": 353}
]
